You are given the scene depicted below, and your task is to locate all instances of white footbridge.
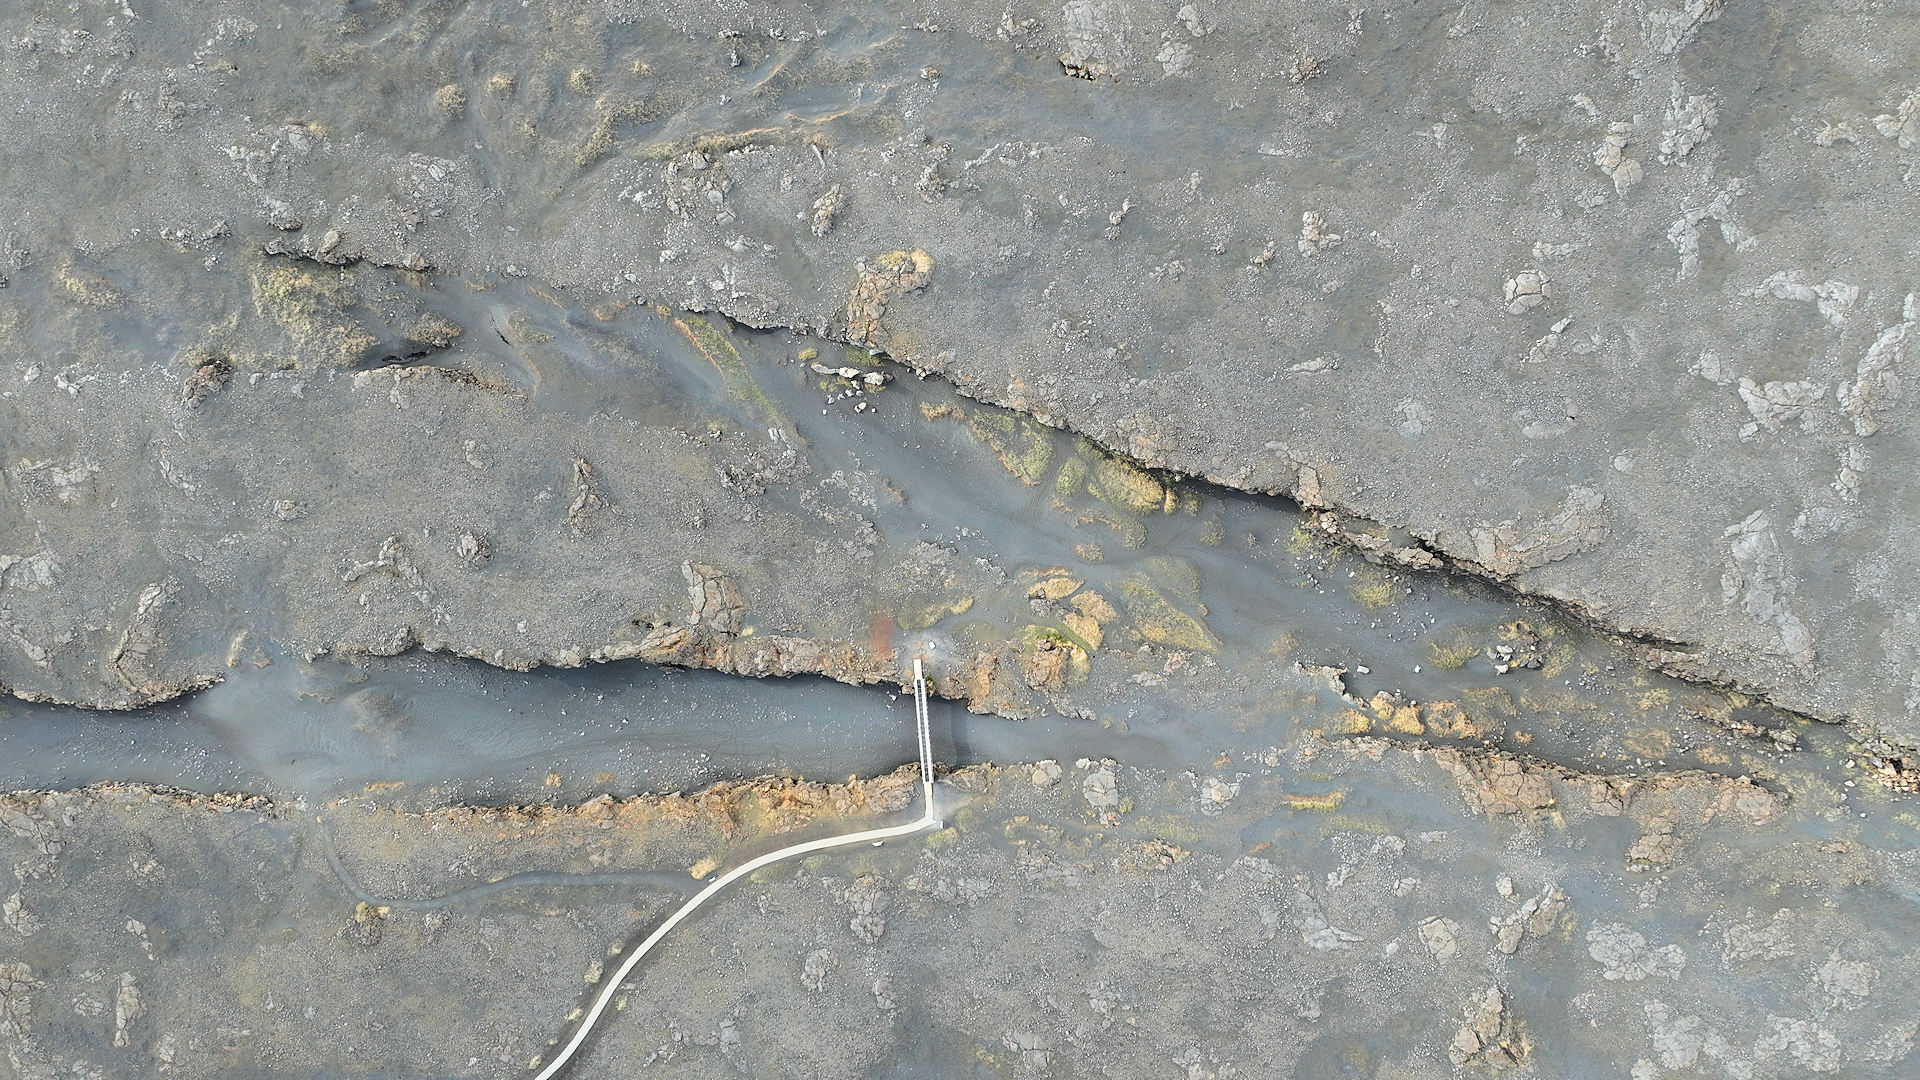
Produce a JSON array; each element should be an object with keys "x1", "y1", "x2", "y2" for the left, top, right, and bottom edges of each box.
[{"x1": 530, "y1": 659, "x2": 943, "y2": 1079}]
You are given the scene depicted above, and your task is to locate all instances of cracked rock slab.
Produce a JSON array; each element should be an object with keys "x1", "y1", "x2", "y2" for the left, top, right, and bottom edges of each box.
[{"x1": 0, "y1": 0, "x2": 1915, "y2": 738}]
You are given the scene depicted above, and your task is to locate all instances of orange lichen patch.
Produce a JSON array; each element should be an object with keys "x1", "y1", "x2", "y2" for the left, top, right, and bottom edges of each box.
[
  {"x1": 1278, "y1": 791, "x2": 1346, "y2": 812},
  {"x1": 1422, "y1": 700, "x2": 1496, "y2": 740},
  {"x1": 1624, "y1": 727, "x2": 1675, "y2": 758},
  {"x1": 968, "y1": 412, "x2": 1056, "y2": 484},
  {"x1": 247, "y1": 259, "x2": 380, "y2": 370},
  {"x1": 1695, "y1": 745, "x2": 1732, "y2": 767},
  {"x1": 402, "y1": 769, "x2": 919, "y2": 841},
  {"x1": 1086, "y1": 453, "x2": 1173, "y2": 515},
  {"x1": 664, "y1": 309, "x2": 788, "y2": 435},
  {"x1": 897, "y1": 594, "x2": 974, "y2": 631},
  {"x1": 56, "y1": 261, "x2": 124, "y2": 307},
  {"x1": 1070, "y1": 590, "x2": 1119, "y2": 623},
  {"x1": 966, "y1": 651, "x2": 1000, "y2": 704},
  {"x1": 919, "y1": 399, "x2": 1063, "y2": 485},
  {"x1": 1383, "y1": 706, "x2": 1426, "y2": 736},
  {"x1": 1025, "y1": 574, "x2": 1084, "y2": 601},
  {"x1": 1634, "y1": 687, "x2": 1676, "y2": 712},
  {"x1": 1462, "y1": 686, "x2": 1518, "y2": 720},
  {"x1": 1063, "y1": 612, "x2": 1105, "y2": 652},
  {"x1": 1018, "y1": 625, "x2": 1091, "y2": 690},
  {"x1": 1118, "y1": 576, "x2": 1219, "y2": 652},
  {"x1": 1349, "y1": 564, "x2": 1399, "y2": 610},
  {"x1": 1342, "y1": 693, "x2": 1472, "y2": 738},
  {"x1": 1070, "y1": 506, "x2": 1149, "y2": 549},
  {"x1": 1358, "y1": 692, "x2": 1428, "y2": 736},
  {"x1": 306, "y1": 768, "x2": 943, "y2": 903},
  {"x1": 1118, "y1": 838, "x2": 1190, "y2": 871},
  {"x1": 590, "y1": 296, "x2": 634, "y2": 321}
]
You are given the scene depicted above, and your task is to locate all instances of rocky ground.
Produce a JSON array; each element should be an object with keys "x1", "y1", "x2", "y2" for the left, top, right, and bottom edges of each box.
[
  {"x1": 2, "y1": 731, "x2": 1915, "y2": 1079},
  {"x1": 3, "y1": 2, "x2": 1918, "y2": 1077},
  {"x1": 9, "y1": 249, "x2": 1889, "y2": 790},
  {"x1": 1, "y1": 0, "x2": 1917, "y2": 735},
  {"x1": 3, "y1": 608, "x2": 1914, "y2": 1078}
]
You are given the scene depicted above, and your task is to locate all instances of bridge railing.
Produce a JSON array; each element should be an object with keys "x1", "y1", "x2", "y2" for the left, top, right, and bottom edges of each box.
[{"x1": 912, "y1": 657, "x2": 935, "y2": 808}]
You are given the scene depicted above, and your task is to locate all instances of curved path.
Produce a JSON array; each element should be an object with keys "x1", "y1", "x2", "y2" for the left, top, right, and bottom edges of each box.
[{"x1": 529, "y1": 660, "x2": 944, "y2": 1080}]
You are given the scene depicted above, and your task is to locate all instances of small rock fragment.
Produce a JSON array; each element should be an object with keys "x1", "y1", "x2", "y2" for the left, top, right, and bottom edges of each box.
[
  {"x1": 1755, "y1": 1015, "x2": 1843, "y2": 1073},
  {"x1": 1502, "y1": 269, "x2": 1554, "y2": 314},
  {"x1": 1587, "y1": 921, "x2": 1686, "y2": 981},
  {"x1": 1287, "y1": 55, "x2": 1325, "y2": 84},
  {"x1": 1449, "y1": 987, "x2": 1527, "y2": 1068},
  {"x1": 1059, "y1": 0, "x2": 1125, "y2": 79},
  {"x1": 1814, "y1": 955, "x2": 1877, "y2": 1010},
  {"x1": 110, "y1": 579, "x2": 188, "y2": 699},
  {"x1": 432, "y1": 83, "x2": 468, "y2": 119},
  {"x1": 1465, "y1": 485, "x2": 1606, "y2": 578},
  {"x1": 112, "y1": 972, "x2": 145, "y2": 1047},
  {"x1": 1744, "y1": 270, "x2": 1858, "y2": 328},
  {"x1": 1659, "y1": 92, "x2": 1718, "y2": 162},
  {"x1": 1626, "y1": 813, "x2": 1682, "y2": 871},
  {"x1": 566, "y1": 458, "x2": 607, "y2": 534},
  {"x1": 1489, "y1": 884, "x2": 1567, "y2": 953},
  {"x1": 0, "y1": 961, "x2": 44, "y2": 1039},
  {"x1": 1418, "y1": 916, "x2": 1462, "y2": 961},
  {"x1": 1296, "y1": 906, "x2": 1363, "y2": 951},
  {"x1": 1082, "y1": 766, "x2": 1121, "y2": 811},
  {"x1": 455, "y1": 532, "x2": 492, "y2": 567},
  {"x1": 1198, "y1": 776, "x2": 1239, "y2": 814},
  {"x1": 1433, "y1": 748, "x2": 1557, "y2": 816},
  {"x1": 1592, "y1": 122, "x2": 1643, "y2": 193},
  {"x1": 1029, "y1": 760, "x2": 1063, "y2": 788},
  {"x1": 1836, "y1": 293, "x2": 1915, "y2": 436},
  {"x1": 1722, "y1": 511, "x2": 1815, "y2": 677},
  {"x1": 809, "y1": 185, "x2": 847, "y2": 238},
  {"x1": 179, "y1": 346, "x2": 234, "y2": 407},
  {"x1": 1, "y1": 892, "x2": 36, "y2": 937},
  {"x1": 1003, "y1": 1031, "x2": 1054, "y2": 1069},
  {"x1": 682, "y1": 562, "x2": 746, "y2": 636},
  {"x1": 1736, "y1": 376, "x2": 1827, "y2": 436},
  {"x1": 1646, "y1": 0, "x2": 1726, "y2": 56},
  {"x1": 1872, "y1": 92, "x2": 1919, "y2": 149},
  {"x1": 800, "y1": 948, "x2": 839, "y2": 992},
  {"x1": 1298, "y1": 211, "x2": 1342, "y2": 257}
]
